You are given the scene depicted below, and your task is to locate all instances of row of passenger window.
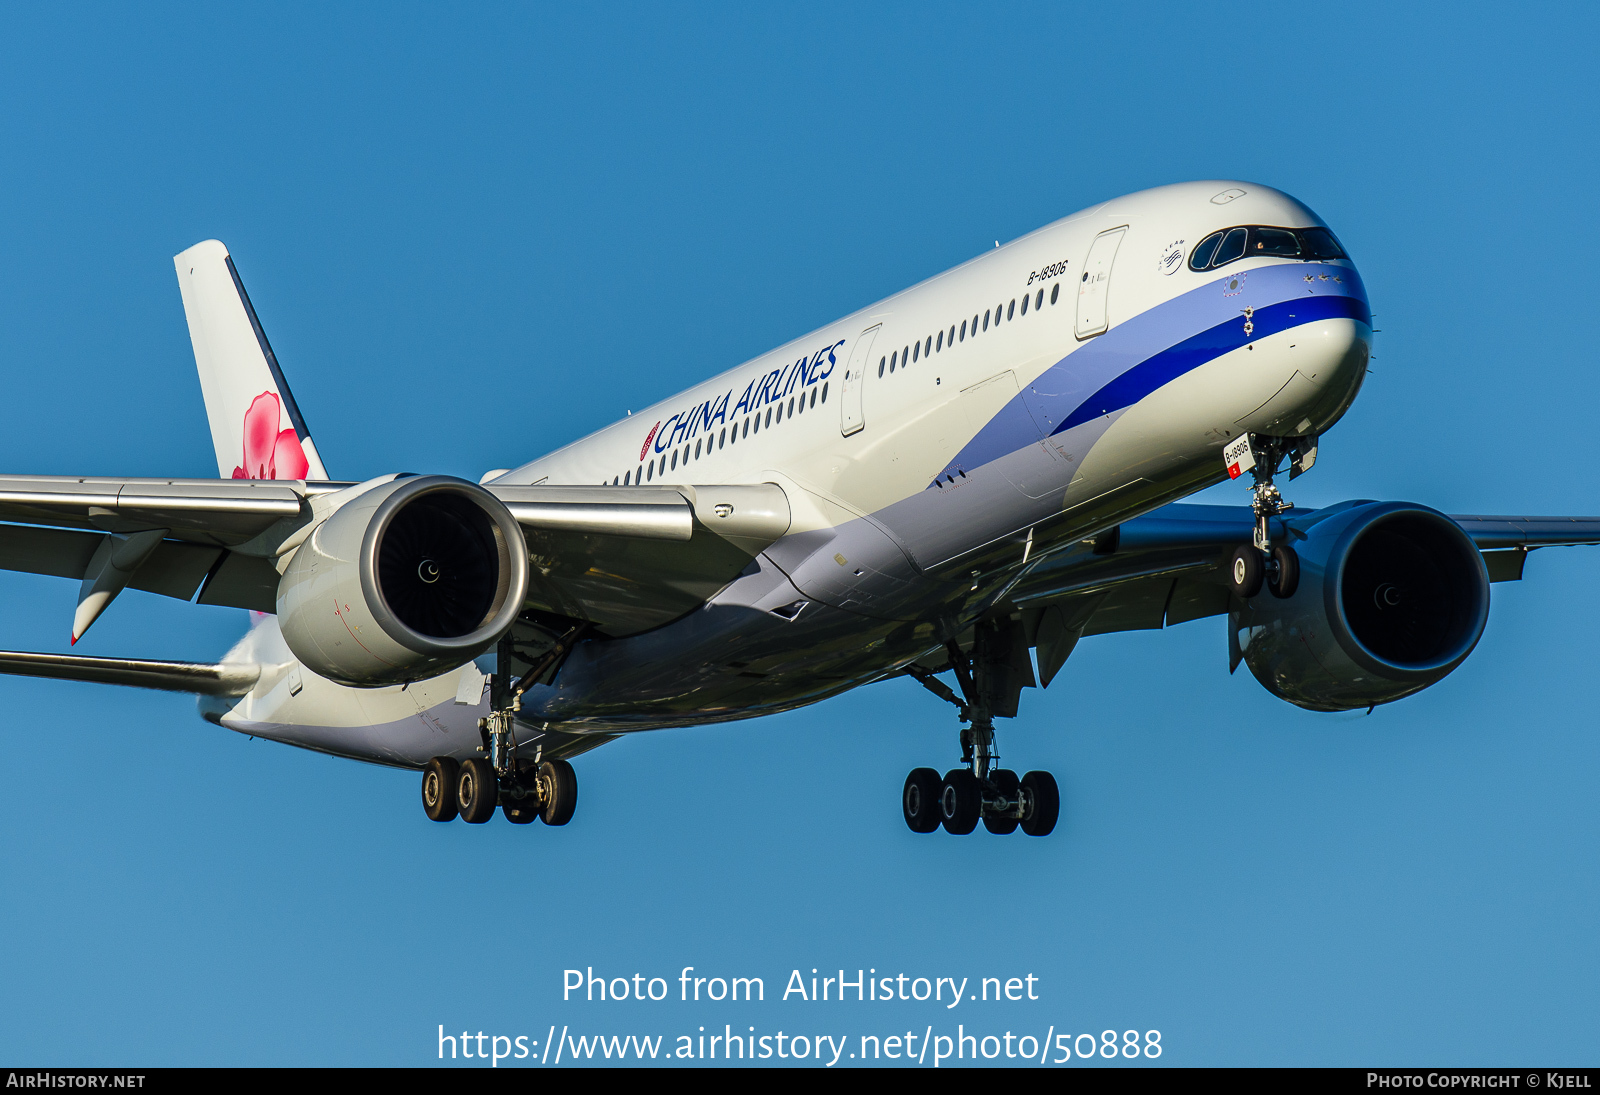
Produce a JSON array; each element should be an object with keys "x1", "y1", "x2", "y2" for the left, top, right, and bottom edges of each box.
[
  {"x1": 609, "y1": 382, "x2": 832, "y2": 485},
  {"x1": 605, "y1": 276, "x2": 1067, "y2": 485},
  {"x1": 876, "y1": 282, "x2": 1063, "y2": 378}
]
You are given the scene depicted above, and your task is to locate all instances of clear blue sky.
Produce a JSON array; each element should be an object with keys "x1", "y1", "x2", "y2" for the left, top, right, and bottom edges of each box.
[{"x1": 1, "y1": 2, "x2": 1596, "y2": 1067}]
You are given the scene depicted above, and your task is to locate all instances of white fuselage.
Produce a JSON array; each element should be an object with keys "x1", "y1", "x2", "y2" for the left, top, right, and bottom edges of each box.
[{"x1": 205, "y1": 180, "x2": 1373, "y2": 768}]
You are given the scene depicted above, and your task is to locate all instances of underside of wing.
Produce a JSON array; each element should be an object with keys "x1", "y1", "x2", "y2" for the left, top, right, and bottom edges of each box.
[
  {"x1": 998, "y1": 503, "x2": 1600, "y2": 684},
  {"x1": 0, "y1": 474, "x2": 793, "y2": 642},
  {"x1": 484, "y1": 482, "x2": 790, "y2": 635}
]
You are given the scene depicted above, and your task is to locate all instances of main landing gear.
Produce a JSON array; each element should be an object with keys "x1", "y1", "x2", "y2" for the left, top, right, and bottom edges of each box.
[
  {"x1": 902, "y1": 636, "x2": 1060, "y2": 837},
  {"x1": 419, "y1": 623, "x2": 587, "y2": 827},
  {"x1": 1226, "y1": 434, "x2": 1314, "y2": 600},
  {"x1": 420, "y1": 752, "x2": 578, "y2": 826}
]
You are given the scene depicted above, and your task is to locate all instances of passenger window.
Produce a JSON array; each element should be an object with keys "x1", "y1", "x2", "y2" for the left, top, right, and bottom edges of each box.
[
  {"x1": 1007, "y1": 299, "x2": 1015, "y2": 320},
  {"x1": 1252, "y1": 227, "x2": 1299, "y2": 256},
  {"x1": 695, "y1": 440, "x2": 701, "y2": 459},
  {"x1": 949, "y1": 324, "x2": 956, "y2": 344},
  {"x1": 671, "y1": 450, "x2": 677, "y2": 470},
  {"x1": 902, "y1": 345, "x2": 909, "y2": 366},
  {"x1": 960, "y1": 320, "x2": 966, "y2": 341},
  {"x1": 936, "y1": 330, "x2": 943, "y2": 351},
  {"x1": 912, "y1": 341, "x2": 920, "y2": 362},
  {"x1": 983, "y1": 309, "x2": 990, "y2": 331},
  {"x1": 646, "y1": 463, "x2": 654, "y2": 481},
  {"x1": 821, "y1": 382, "x2": 828, "y2": 402},
  {"x1": 890, "y1": 350, "x2": 896, "y2": 372},
  {"x1": 1050, "y1": 283, "x2": 1060, "y2": 304},
  {"x1": 743, "y1": 418, "x2": 750, "y2": 437},
  {"x1": 1035, "y1": 289, "x2": 1043, "y2": 310},
  {"x1": 811, "y1": 387, "x2": 818, "y2": 407},
  {"x1": 878, "y1": 355, "x2": 885, "y2": 377},
  {"x1": 971, "y1": 314, "x2": 978, "y2": 335},
  {"x1": 765, "y1": 408, "x2": 772, "y2": 428},
  {"x1": 924, "y1": 336, "x2": 932, "y2": 356},
  {"x1": 1020, "y1": 293, "x2": 1029, "y2": 315},
  {"x1": 1212, "y1": 228, "x2": 1248, "y2": 266},
  {"x1": 788, "y1": 397, "x2": 795, "y2": 416},
  {"x1": 720, "y1": 428, "x2": 726, "y2": 447},
  {"x1": 1190, "y1": 232, "x2": 1223, "y2": 270}
]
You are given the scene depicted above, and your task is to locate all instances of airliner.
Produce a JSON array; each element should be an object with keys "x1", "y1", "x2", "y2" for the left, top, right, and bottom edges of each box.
[{"x1": 2, "y1": 180, "x2": 1594, "y2": 836}]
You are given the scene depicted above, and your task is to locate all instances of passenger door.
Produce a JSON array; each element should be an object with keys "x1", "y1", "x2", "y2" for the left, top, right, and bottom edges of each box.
[
  {"x1": 1075, "y1": 227, "x2": 1126, "y2": 339},
  {"x1": 839, "y1": 324, "x2": 880, "y2": 437}
]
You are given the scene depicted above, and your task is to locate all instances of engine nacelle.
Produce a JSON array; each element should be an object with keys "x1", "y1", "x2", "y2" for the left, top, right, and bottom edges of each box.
[
  {"x1": 1234, "y1": 501, "x2": 1490, "y2": 711},
  {"x1": 277, "y1": 475, "x2": 528, "y2": 686}
]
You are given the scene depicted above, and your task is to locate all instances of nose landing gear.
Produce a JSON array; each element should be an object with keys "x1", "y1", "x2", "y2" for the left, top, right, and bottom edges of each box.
[
  {"x1": 902, "y1": 636, "x2": 1060, "y2": 837},
  {"x1": 1226, "y1": 433, "x2": 1313, "y2": 600}
]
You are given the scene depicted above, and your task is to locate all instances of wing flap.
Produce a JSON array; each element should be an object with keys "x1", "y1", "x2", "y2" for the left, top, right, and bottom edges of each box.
[
  {"x1": 0, "y1": 525, "x2": 103, "y2": 580},
  {"x1": 0, "y1": 475, "x2": 306, "y2": 544}
]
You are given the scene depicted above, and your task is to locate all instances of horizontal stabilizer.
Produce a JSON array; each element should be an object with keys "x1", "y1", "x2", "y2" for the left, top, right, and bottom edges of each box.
[{"x1": 0, "y1": 649, "x2": 260, "y2": 695}]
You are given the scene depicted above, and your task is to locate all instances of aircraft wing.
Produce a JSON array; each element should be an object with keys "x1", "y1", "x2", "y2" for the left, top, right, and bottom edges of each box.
[
  {"x1": 1004, "y1": 503, "x2": 1600, "y2": 686},
  {"x1": 0, "y1": 474, "x2": 791, "y2": 637}
]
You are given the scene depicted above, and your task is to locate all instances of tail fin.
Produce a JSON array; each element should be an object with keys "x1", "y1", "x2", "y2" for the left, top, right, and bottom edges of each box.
[{"x1": 174, "y1": 240, "x2": 329, "y2": 481}]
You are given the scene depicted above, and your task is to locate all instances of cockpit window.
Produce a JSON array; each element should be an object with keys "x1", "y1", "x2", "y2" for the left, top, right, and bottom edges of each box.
[
  {"x1": 1251, "y1": 227, "x2": 1299, "y2": 256},
  {"x1": 1212, "y1": 228, "x2": 1248, "y2": 267},
  {"x1": 1297, "y1": 227, "x2": 1347, "y2": 260},
  {"x1": 1189, "y1": 225, "x2": 1349, "y2": 271}
]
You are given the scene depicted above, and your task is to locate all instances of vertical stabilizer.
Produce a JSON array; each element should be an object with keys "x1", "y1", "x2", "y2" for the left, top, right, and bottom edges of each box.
[{"x1": 174, "y1": 241, "x2": 329, "y2": 480}]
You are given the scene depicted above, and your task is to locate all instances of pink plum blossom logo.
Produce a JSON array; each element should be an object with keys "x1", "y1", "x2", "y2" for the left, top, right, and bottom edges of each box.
[{"x1": 231, "y1": 391, "x2": 310, "y2": 480}]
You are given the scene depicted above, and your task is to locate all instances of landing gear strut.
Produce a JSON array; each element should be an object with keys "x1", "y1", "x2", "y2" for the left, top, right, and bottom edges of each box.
[
  {"x1": 1227, "y1": 434, "x2": 1311, "y2": 600},
  {"x1": 902, "y1": 635, "x2": 1059, "y2": 837},
  {"x1": 419, "y1": 623, "x2": 587, "y2": 826}
]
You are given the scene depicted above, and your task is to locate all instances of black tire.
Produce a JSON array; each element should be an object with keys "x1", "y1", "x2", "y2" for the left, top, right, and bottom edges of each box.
[
  {"x1": 902, "y1": 768, "x2": 942, "y2": 833},
  {"x1": 1268, "y1": 543, "x2": 1300, "y2": 598},
  {"x1": 983, "y1": 769, "x2": 1020, "y2": 835},
  {"x1": 939, "y1": 770, "x2": 981, "y2": 835},
  {"x1": 1229, "y1": 545, "x2": 1264, "y2": 598},
  {"x1": 538, "y1": 759, "x2": 577, "y2": 826},
  {"x1": 1020, "y1": 770, "x2": 1060, "y2": 837},
  {"x1": 456, "y1": 758, "x2": 499, "y2": 824},
  {"x1": 502, "y1": 799, "x2": 539, "y2": 824},
  {"x1": 421, "y1": 757, "x2": 459, "y2": 822}
]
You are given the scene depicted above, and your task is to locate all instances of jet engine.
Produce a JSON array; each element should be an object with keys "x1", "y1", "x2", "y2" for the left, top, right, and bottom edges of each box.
[
  {"x1": 1233, "y1": 501, "x2": 1490, "y2": 711},
  {"x1": 277, "y1": 475, "x2": 528, "y2": 686}
]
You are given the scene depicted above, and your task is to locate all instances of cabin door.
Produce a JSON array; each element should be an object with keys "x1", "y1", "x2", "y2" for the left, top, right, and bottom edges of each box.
[
  {"x1": 839, "y1": 324, "x2": 880, "y2": 437},
  {"x1": 1075, "y1": 227, "x2": 1126, "y2": 339}
]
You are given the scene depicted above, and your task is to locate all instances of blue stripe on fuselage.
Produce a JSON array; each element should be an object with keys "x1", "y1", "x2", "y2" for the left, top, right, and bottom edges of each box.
[
  {"x1": 1053, "y1": 293, "x2": 1370, "y2": 434},
  {"x1": 933, "y1": 262, "x2": 1369, "y2": 484}
]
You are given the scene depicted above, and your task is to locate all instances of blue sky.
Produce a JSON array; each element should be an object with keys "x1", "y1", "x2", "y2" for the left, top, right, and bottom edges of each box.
[{"x1": 1, "y1": 1, "x2": 1597, "y2": 1067}]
